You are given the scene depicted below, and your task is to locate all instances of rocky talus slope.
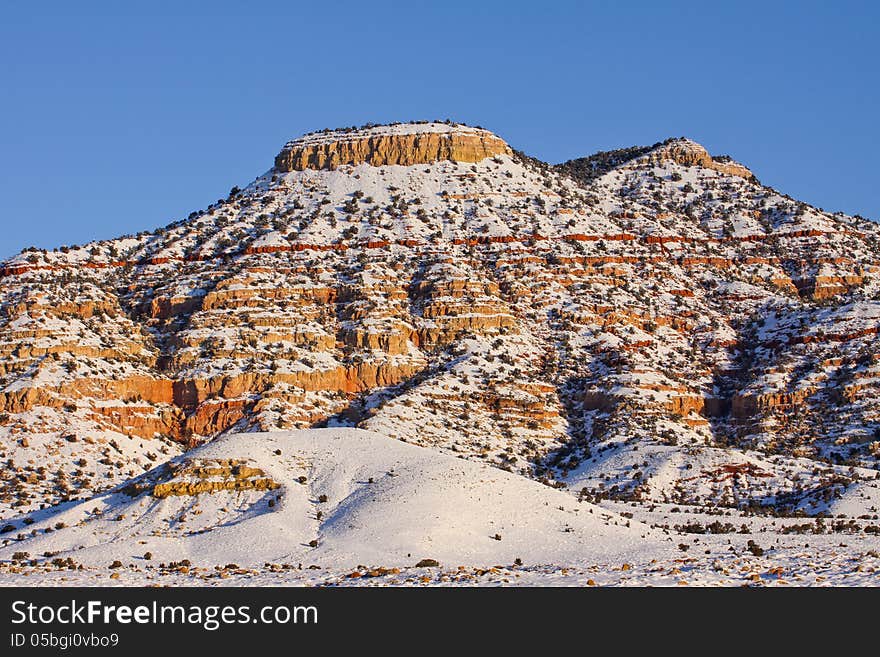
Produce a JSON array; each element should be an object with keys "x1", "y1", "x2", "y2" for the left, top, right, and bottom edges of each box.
[{"x1": 1, "y1": 121, "x2": 879, "y2": 521}]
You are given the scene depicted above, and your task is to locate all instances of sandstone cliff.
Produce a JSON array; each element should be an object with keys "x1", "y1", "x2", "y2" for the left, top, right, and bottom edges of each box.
[
  {"x1": 274, "y1": 123, "x2": 511, "y2": 171},
  {"x1": 645, "y1": 138, "x2": 755, "y2": 180}
]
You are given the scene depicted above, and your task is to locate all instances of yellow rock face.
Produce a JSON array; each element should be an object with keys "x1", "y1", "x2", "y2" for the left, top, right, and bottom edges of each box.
[
  {"x1": 151, "y1": 477, "x2": 279, "y2": 498},
  {"x1": 646, "y1": 139, "x2": 755, "y2": 180},
  {"x1": 149, "y1": 458, "x2": 280, "y2": 498},
  {"x1": 274, "y1": 128, "x2": 512, "y2": 171}
]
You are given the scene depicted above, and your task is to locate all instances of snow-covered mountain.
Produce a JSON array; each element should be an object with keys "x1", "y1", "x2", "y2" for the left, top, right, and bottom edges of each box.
[{"x1": 2, "y1": 121, "x2": 879, "y2": 585}]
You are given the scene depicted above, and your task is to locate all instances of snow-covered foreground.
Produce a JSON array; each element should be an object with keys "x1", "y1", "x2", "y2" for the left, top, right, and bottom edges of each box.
[
  {"x1": 2, "y1": 542, "x2": 879, "y2": 587},
  {"x1": 2, "y1": 429, "x2": 878, "y2": 586},
  {"x1": 0, "y1": 429, "x2": 663, "y2": 577}
]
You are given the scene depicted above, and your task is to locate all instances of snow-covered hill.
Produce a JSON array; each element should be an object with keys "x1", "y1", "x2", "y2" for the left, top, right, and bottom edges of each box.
[
  {"x1": 2, "y1": 428, "x2": 879, "y2": 587},
  {"x1": 0, "y1": 428, "x2": 664, "y2": 568}
]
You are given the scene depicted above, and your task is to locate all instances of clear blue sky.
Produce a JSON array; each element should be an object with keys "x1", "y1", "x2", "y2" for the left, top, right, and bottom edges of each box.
[{"x1": 1, "y1": 1, "x2": 877, "y2": 259}]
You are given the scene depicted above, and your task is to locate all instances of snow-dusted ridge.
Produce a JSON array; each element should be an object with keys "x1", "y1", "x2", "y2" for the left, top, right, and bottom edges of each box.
[{"x1": 283, "y1": 121, "x2": 501, "y2": 149}]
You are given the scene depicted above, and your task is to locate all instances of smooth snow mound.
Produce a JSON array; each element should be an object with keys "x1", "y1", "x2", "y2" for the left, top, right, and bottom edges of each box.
[{"x1": 0, "y1": 429, "x2": 667, "y2": 569}]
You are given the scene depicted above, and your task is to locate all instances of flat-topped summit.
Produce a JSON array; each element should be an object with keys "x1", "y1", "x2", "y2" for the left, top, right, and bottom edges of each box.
[{"x1": 273, "y1": 121, "x2": 512, "y2": 171}]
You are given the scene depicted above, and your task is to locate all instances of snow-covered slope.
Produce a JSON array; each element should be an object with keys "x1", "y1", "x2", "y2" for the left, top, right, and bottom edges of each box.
[{"x1": 0, "y1": 428, "x2": 663, "y2": 569}]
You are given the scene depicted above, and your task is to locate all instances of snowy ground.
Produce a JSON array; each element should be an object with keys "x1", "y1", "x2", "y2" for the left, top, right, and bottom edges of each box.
[
  {"x1": 2, "y1": 540, "x2": 878, "y2": 587},
  {"x1": 1, "y1": 429, "x2": 878, "y2": 586}
]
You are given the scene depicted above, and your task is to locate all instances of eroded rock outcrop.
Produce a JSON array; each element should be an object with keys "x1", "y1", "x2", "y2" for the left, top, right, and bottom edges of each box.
[
  {"x1": 646, "y1": 138, "x2": 755, "y2": 180},
  {"x1": 123, "y1": 458, "x2": 280, "y2": 498},
  {"x1": 274, "y1": 124, "x2": 511, "y2": 171}
]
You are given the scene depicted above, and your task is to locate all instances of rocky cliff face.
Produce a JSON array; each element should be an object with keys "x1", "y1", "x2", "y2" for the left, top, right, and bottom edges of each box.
[
  {"x1": 644, "y1": 138, "x2": 755, "y2": 180},
  {"x1": 274, "y1": 123, "x2": 511, "y2": 171},
  {"x1": 1, "y1": 121, "x2": 879, "y2": 518}
]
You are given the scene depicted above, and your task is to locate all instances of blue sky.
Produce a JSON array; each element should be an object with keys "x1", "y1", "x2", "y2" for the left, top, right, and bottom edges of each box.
[{"x1": 1, "y1": 1, "x2": 877, "y2": 258}]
